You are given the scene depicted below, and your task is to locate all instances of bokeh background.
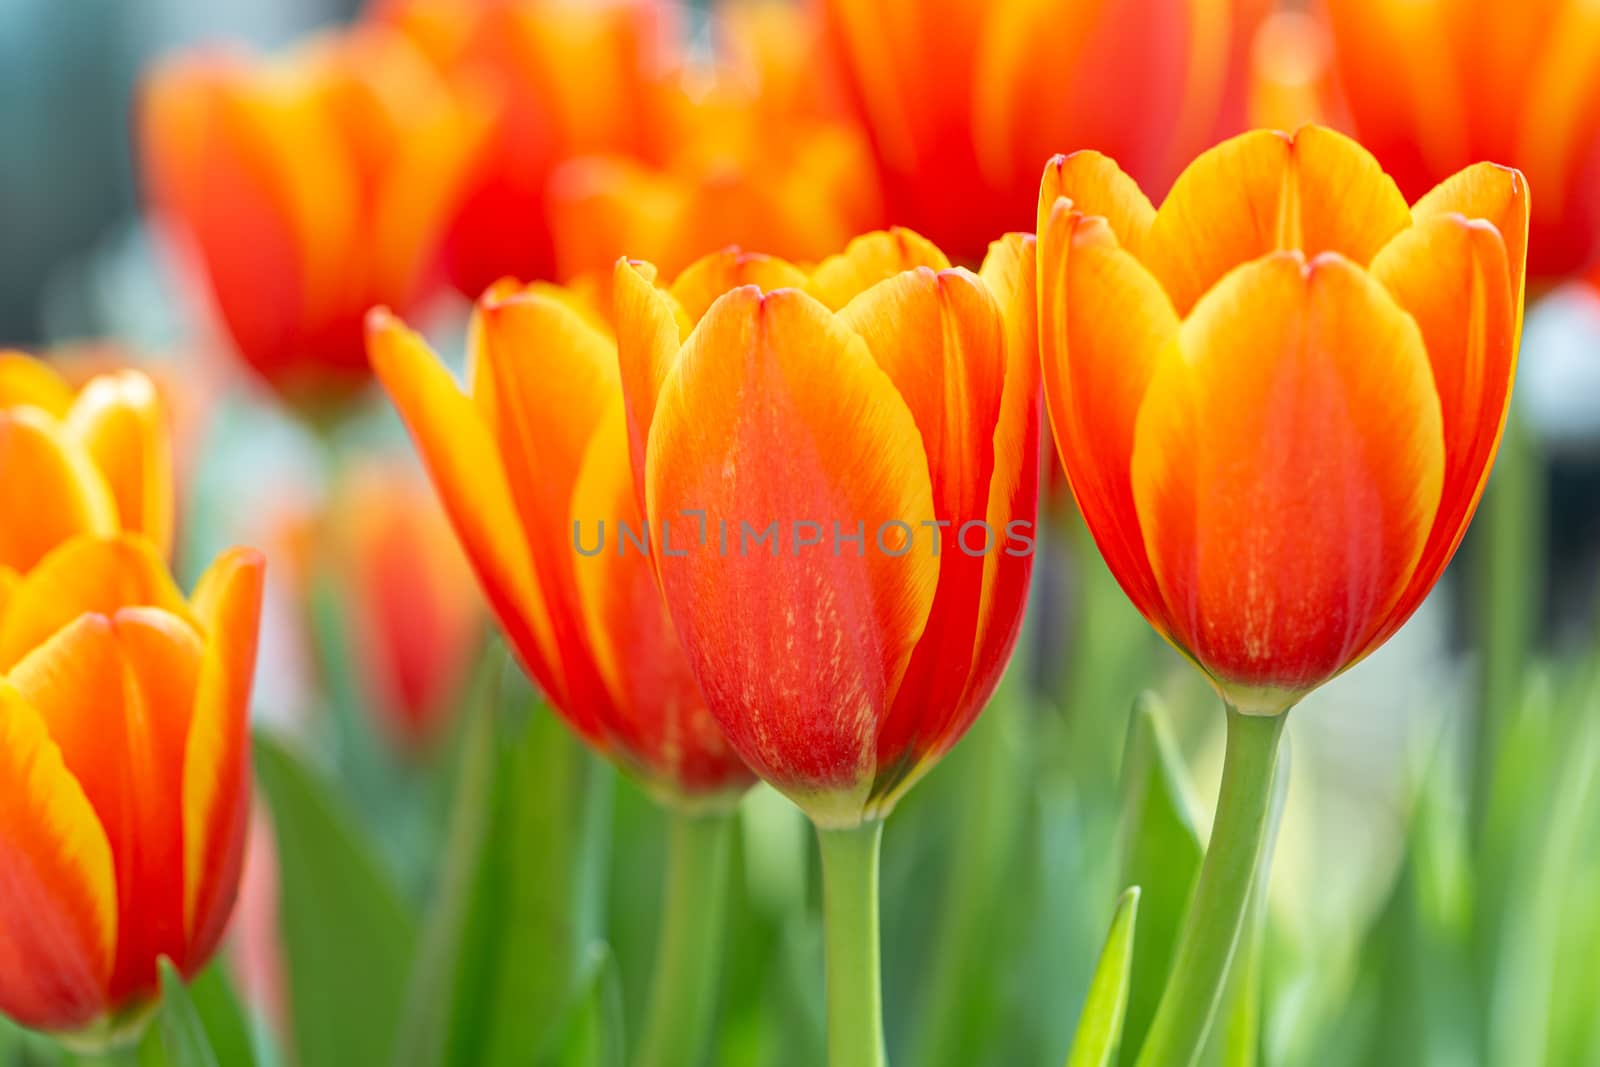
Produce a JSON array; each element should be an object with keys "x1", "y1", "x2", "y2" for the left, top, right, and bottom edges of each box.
[{"x1": 4, "y1": 1, "x2": 1600, "y2": 1065}]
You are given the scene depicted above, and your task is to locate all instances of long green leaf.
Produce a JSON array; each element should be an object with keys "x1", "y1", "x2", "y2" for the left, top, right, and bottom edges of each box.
[
  {"x1": 1065, "y1": 887, "x2": 1141, "y2": 1067},
  {"x1": 1116, "y1": 693, "x2": 1204, "y2": 1066},
  {"x1": 412, "y1": 663, "x2": 614, "y2": 1067},
  {"x1": 255, "y1": 734, "x2": 418, "y2": 1067}
]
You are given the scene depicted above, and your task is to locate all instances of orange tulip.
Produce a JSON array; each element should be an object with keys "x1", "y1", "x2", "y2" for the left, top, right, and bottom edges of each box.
[
  {"x1": 0, "y1": 353, "x2": 172, "y2": 572},
  {"x1": 139, "y1": 26, "x2": 486, "y2": 401},
  {"x1": 611, "y1": 229, "x2": 1039, "y2": 825},
  {"x1": 821, "y1": 0, "x2": 1268, "y2": 262},
  {"x1": 366, "y1": 283, "x2": 753, "y2": 803},
  {"x1": 1323, "y1": 0, "x2": 1600, "y2": 281},
  {"x1": 376, "y1": 0, "x2": 683, "y2": 298},
  {"x1": 1038, "y1": 126, "x2": 1527, "y2": 712},
  {"x1": 326, "y1": 460, "x2": 484, "y2": 751},
  {"x1": 0, "y1": 535, "x2": 263, "y2": 1038}
]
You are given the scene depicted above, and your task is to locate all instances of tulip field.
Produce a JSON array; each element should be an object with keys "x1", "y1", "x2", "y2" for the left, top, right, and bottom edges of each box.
[{"x1": 2, "y1": 1, "x2": 1600, "y2": 1066}]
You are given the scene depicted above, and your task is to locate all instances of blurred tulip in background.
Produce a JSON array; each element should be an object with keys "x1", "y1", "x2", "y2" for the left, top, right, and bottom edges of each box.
[
  {"x1": 139, "y1": 25, "x2": 487, "y2": 402},
  {"x1": 821, "y1": 0, "x2": 1269, "y2": 262}
]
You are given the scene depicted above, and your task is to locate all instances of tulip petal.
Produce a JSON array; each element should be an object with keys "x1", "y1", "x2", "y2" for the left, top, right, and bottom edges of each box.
[
  {"x1": 1130, "y1": 252, "x2": 1444, "y2": 706},
  {"x1": 805, "y1": 228, "x2": 951, "y2": 311},
  {"x1": 367, "y1": 310, "x2": 560, "y2": 700},
  {"x1": 1409, "y1": 163, "x2": 1530, "y2": 330},
  {"x1": 569, "y1": 399, "x2": 747, "y2": 795},
  {"x1": 669, "y1": 249, "x2": 812, "y2": 323},
  {"x1": 1038, "y1": 206, "x2": 1176, "y2": 632},
  {"x1": 0, "y1": 535, "x2": 193, "y2": 672},
  {"x1": 1143, "y1": 126, "x2": 1413, "y2": 313},
  {"x1": 480, "y1": 287, "x2": 623, "y2": 734},
  {"x1": 0, "y1": 409, "x2": 119, "y2": 574},
  {"x1": 615, "y1": 259, "x2": 691, "y2": 513},
  {"x1": 1037, "y1": 151, "x2": 1156, "y2": 252},
  {"x1": 0, "y1": 352, "x2": 74, "y2": 416},
  {"x1": 645, "y1": 286, "x2": 938, "y2": 819},
  {"x1": 65, "y1": 371, "x2": 175, "y2": 559},
  {"x1": 1368, "y1": 213, "x2": 1517, "y2": 645},
  {"x1": 12, "y1": 609, "x2": 199, "y2": 1002},
  {"x1": 836, "y1": 267, "x2": 1003, "y2": 784},
  {"x1": 964, "y1": 233, "x2": 1040, "y2": 725},
  {"x1": 0, "y1": 683, "x2": 116, "y2": 1031},
  {"x1": 182, "y1": 548, "x2": 263, "y2": 964}
]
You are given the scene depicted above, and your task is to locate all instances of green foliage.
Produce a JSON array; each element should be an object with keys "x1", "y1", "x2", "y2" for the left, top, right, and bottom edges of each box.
[{"x1": 1064, "y1": 887, "x2": 1140, "y2": 1067}]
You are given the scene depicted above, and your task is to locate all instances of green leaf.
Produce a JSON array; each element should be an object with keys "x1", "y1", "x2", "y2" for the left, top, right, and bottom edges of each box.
[
  {"x1": 398, "y1": 657, "x2": 614, "y2": 1067},
  {"x1": 136, "y1": 959, "x2": 219, "y2": 1067},
  {"x1": 550, "y1": 944, "x2": 626, "y2": 1067},
  {"x1": 255, "y1": 733, "x2": 418, "y2": 1067},
  {"x1": 183, "y1": 965, "x2": 256, "y2": 1067},
  {"x1": 1065, "y1": 887, "x2": 1141, "y2": 1067},
  {"x1": 1116, "y1": 693, "x2": 1203, "y2": 1067}
]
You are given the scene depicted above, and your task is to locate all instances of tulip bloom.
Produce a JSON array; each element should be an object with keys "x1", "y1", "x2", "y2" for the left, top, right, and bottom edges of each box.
[
  {"x1": 0, "y1": 535, "x2": 263, "y2": 1038},
  {"x1": 327, "y1": 460, "x2": 484, "y2": 751},
  {"x1": 0, "y1": 353, "x2": 172, "y2": 572},
  {"x1": 613, "y1": 227, "x2": 1039, "y2": 823},
  {"x1": 367, "y1": 284, "x2": 752, "y2": 803},
  {"x1": 1324, "y1": 0, "x2": 1600, "y2": 280},
  {"x1": 1038, "y1": 126, "x2": 1526, "y2": 713},
  {"x1": 821, "y1": 0, "x2": 1267, "y2": 262},
  {"x1": 139, "y1": 27, "x2": 485, "y2": 400},
  {"x1": 377, "y1": 0, "x2": 683, "y2": 298}
]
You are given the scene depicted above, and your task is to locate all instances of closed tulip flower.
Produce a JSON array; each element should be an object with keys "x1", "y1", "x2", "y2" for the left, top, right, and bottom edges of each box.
[
  {"x1": 1037, "y1": 125, "x2": 1526, "y2": 1064},
  {"x1": 139, "y1": 27, "x2": 485, "y2": 402},
  {"x1": 1324, "y1": 0, "x2": 1600, "y2": 281},
  {"x1": 0, "y1": 353, "x2": 172, "y2": 571},
  {"x1": 612, "y1": 228, "x2": 1039, "y2": 1064},
  {"x1": 0, "y1": 536, "x2": 263, "y2": 1042},
  {"x1": 369, "y1": 278, "x2": 756, "y2": 1067},
  {"x1": 821, "y1": 0, "x2": 1267, "y2": 261}
]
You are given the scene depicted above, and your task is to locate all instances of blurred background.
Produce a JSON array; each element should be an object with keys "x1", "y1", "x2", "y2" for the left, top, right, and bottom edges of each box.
[{"x1": 4, "y1": 1, "x2": 1600, "y2": 1065}]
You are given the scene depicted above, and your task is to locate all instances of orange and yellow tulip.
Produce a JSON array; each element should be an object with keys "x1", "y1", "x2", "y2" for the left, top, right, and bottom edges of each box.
[
  {"x1": 367, "y1": 282, "x2": 753, "y2": 803},
  {"x1": 325, "y1": 460, "x2": 484, "y2": 751},
  {"x1": 139, "y1": 26, "x2": 485, "y2": 401},
  {"x1": 611, "y1": 229, "x2": 1039, "y2": 825},
  {"x1": 0, "y1": 353, "x2": 172, "y2": 573},
  {"x1": 1038, "y1": 126, "x2": 1527, "y2": 713},
  {"x1": 377, "y1": 0, "x2": 683, "y2": 298},
  {"x1": 1323, "y1": 0, "x2": 1600, "y2": 281},
  {"x1": 820, "y1": 0, "x2": 1268, "y2": 262},
  {"x1": 0, "y1": 535, "x2": 263, "y2": 1038}
]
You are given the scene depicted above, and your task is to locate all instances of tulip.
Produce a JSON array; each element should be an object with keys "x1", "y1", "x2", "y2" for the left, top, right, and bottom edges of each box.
[
  {"x1": 325, "y1": 460, "x2": 484, "y2": 752},
  {"x1": 547, "y1": 3, "x2": 881, "y2": 285},
  {"x1": 0, "y1": 535, "x2": 264, "y2": 1043},
  {"x1": 612, "y1": 228, "x2": 1040, "y2": 1065},
  {"x1": 139, "y1": 26, "x2": 486, "y2": 403},
  {"x1": 1037, "y1": 125, "x2": 1526, "y2": 1064},
  {"x1": 377, "y1": 0, "x2": 683, "y2": 298},
  {"x1": 820, "y1": 0, "x2": 1268, "y2": 262},
  {"x1": 1323, "y1": 0, "x2": 1600, "y2": 282},
  {"x1": 369, "y1": 280, "x2": 755, "y2": 1066},
  {"x1": 0, "y1": 353, "x2": 173, "y2": 572}
]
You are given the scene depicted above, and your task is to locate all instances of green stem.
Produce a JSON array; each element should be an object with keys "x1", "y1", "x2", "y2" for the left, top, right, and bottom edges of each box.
[
  {"x1": 1134, "y1": 708, "x2": 1286, "y2": 1067},
  {"x1": 634, "y1": 808, "x2": 736, "y2": 1067},
  {"x1": 817, "y1": 820, "x2": 888, "y2": 1067}
]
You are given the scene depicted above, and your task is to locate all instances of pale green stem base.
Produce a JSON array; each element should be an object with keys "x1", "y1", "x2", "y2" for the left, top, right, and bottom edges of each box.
[
  {"x1": 818, "y1": 821, "x2": 888, "y2": 1067},
  {"x1": 634, "y1": 809, "x2": 735, "y2": 1067},
  {"x1": 1134, "y1": 708, "x2": 1286, "y2": 1067}
]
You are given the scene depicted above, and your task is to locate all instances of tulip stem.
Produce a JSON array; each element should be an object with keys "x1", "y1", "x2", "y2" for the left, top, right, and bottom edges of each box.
[
  {"x1": 817, "y1": 819, "x2": 888, "y2": 1067},
  {"x1": 634, "y1": 807, "x2": 736, "y2": 1067},
  {"x1": 1133, "y1": 707, "x2": 1286, "y2": 1067}
]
